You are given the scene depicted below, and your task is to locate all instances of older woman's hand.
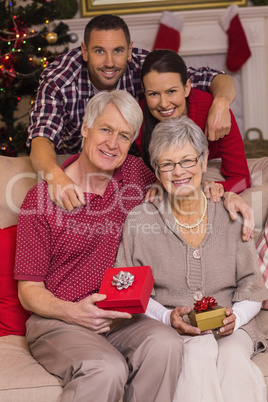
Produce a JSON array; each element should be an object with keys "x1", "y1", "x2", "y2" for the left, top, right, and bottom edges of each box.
[
  {"x1": 223, "y1": 192, "x2": 255, "y2": 241},
  {"x1": 216, "y1": 307, "x2": 236, "y2": 336},
  {"x1": 203, "y1": 181, "x2": 225, "y2": 203},
  {"x1": 170, "y1": 306, "x2": 202, "y2": 336}
]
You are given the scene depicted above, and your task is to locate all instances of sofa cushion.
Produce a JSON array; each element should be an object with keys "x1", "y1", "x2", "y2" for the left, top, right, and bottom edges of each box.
[
  {"x1": 252, "y1": 309, "x2": 268, "y2": 397},
  {"x1": 0, "y1": 156, "x2": 38, "y2": 229},
  {"x1": 0, "y1": 225, "x2": 30, "y2": 336},
  {"x1": 0, "y1": 335, "x2": 62, "y2": 401},
  {"x1": 256, "y1": 223, "x2": 268, "y2": 309}
]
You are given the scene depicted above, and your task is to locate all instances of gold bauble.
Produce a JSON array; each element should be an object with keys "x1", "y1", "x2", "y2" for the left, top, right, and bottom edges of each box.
[{"x1": 45, "y1": 32, "x2": 58, "y2": 44}]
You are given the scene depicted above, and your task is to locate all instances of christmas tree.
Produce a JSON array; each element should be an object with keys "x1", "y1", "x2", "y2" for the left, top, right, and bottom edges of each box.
[{"x1": 0, "y1": 0, "x2": 78, "y2": 156}]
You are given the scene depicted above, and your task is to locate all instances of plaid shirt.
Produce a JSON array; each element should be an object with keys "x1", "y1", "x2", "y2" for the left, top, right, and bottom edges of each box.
[{"x1": 27, "y1": 46, "x2": 223, "y2": 154}]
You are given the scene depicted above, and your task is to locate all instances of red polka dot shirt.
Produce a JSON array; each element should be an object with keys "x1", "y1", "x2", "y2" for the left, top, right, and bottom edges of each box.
[{"x1": 14, "y1": 154, "x2": 155, "y2": 302}]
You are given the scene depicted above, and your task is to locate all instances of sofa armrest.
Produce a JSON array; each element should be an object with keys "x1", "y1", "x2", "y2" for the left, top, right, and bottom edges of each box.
[{"x1": 0, "y1": 156, "x2": 38, "y2": 228}]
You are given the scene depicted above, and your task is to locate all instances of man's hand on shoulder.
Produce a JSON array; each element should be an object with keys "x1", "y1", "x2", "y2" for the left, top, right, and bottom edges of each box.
[
  {"x1": 144, "y1": 179, "x2": 164, "y2": 203},
  {"x1": 46, "y1": 169, "x2": 85, "y2": 211},
  {"x1": 30, "y1": 137, "x2": 85, "y2": 211}
]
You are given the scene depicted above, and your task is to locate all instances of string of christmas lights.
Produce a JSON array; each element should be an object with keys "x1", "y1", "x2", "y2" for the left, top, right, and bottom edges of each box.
[{"x1": 0, "y1": 0, "x2": 77, "y2": 155}]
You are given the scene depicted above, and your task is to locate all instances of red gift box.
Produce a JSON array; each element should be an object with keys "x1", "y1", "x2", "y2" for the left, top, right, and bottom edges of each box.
[{"x1": 96, "y1": 266, "x2": 154, "y2": 314}]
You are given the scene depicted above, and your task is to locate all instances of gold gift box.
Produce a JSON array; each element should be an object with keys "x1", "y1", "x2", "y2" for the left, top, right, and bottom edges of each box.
[{"x1": 188, "y1": 306, "x2": 226, "y2": 331}]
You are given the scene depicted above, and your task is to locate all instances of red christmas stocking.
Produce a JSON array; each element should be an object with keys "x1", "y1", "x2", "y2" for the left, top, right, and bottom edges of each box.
[
  {"x1": 220, "y1": 4, "x2": 251, "y2": 72},
  {"x1": 153, "y1": 11, "x2": 183, "y2": 52}
]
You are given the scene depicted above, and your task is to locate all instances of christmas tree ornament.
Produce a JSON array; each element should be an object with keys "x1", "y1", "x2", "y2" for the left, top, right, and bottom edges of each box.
[
  {"x1": 45, "y1": 32, "x2": 58, "y2": 44},
  {"x1": 153, "y1": 11, "x2": 183, "y2": 52},
  {"x1": 32, "y1": 55, "x2": 43, "y2": 66},
  {"x1": 219, "y1": 4, "x2": 251, "y2": 72},
  {"x1": 69, "y1": 32, "x2": 78, "y2": 43}
]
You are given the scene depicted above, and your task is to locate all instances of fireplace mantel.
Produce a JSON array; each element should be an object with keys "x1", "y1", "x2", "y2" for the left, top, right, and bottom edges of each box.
[{"x1": 65, "y1": 6, "x2": 268, "y2": 138}]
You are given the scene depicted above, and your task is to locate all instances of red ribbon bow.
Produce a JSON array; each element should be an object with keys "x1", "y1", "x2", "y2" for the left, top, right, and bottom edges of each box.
[{"x1": 194, "y1": 296, "x2": 217, "y2": 312}]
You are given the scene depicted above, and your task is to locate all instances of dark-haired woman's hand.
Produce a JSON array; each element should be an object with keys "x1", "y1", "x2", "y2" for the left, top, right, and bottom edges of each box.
[
  {"x1": 203, "y1": 181, "x2": 225, "y2": 203},
  {"x1": 224, "y1": 192, "x2": 254, "y2": 241}
]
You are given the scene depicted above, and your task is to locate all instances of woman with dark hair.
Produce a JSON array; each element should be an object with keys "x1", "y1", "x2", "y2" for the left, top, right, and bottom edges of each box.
[{"x1": 139, "y1": 49, "x2": 250, "y2": 196}]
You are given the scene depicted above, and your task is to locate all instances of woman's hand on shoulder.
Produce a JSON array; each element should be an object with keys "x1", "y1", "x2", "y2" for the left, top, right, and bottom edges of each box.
[
  {"x1": 170, "y1": 306, "x2": 201, "y2": 336},
  {"x1": 205, "y1": 97, "x2": 231, "y2": 141},
  {"x1": 203, "y1": 181, "x2": 225, "y2": 202},
  {"x1": 223, "y1": 192, "x2": 254, "y2": 241},
  {"x1": 216, "y1": 307, "x2": 236, "y2": 336}
]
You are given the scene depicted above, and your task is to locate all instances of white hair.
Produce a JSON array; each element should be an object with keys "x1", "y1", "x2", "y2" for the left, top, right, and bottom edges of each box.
[
  {"x1": 83, "y1": 90, "x2": 143, "y2": 142},
  {"x1": 149, "y1": 115, "x2": 208, "y2": 179}
]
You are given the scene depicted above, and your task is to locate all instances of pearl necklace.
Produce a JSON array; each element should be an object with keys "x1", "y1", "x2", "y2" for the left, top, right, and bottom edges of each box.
[{"x1": 173, "y1": 191, "x2": 208, "y2": 229}]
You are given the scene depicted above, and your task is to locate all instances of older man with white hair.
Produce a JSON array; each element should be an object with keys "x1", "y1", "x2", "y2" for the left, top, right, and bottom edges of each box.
[{"x1": 15, "y1": 90, "x2": 183, "y2": 402}]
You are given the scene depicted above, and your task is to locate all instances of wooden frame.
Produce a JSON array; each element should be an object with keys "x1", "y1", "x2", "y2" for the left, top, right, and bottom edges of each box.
[{"x1": 80, "y1": 0, "x2": 247, "y2": 18}]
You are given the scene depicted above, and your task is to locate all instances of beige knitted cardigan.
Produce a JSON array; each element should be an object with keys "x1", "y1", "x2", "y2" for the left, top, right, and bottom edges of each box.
[{"x1": 115, "y1": 194, "x2": 268, "y2": 354}]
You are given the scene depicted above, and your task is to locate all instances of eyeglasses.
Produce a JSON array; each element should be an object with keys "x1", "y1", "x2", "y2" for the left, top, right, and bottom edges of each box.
[{"x1": 158, "y1": 154, "x2": 202, "y2": 172}]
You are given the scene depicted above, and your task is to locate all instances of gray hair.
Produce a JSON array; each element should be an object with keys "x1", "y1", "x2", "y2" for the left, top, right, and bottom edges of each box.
[
  {"x1": 149, "y1": 115, "x2": 208, "y2": 179},
  {"x1": 83, "y1": 90, "x2": 143, "y2": 142}
]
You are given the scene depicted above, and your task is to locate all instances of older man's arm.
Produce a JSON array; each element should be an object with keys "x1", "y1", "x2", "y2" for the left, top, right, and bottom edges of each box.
[
  {"x1": 30, "y1": 137, "x2": 85, "y2": 211},
  {"x1": 18, "y1": 280, "x2": 131, "y2": 334}
]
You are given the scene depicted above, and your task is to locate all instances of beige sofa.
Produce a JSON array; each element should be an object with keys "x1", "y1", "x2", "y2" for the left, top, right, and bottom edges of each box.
[{"x1": 0, "y1": 155, "x2": 268, "y2": 401}]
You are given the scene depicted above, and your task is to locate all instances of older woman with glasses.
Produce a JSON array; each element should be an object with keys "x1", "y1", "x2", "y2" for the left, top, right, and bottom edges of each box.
[{"x1": 115, "y1": 115, "x2": 268, "y2": 402}]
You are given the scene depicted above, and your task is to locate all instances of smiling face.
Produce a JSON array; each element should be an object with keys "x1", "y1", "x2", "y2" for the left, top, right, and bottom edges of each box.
[
  {"x1": 143, "y1": 71, "x2": 191, "y2": 121},
  {"x1": 81, "y1": 103, "x2": 134, "y2": 175},
  {"x1": 81, "y1": 29, "x2": 133, "y2": 91},
  {"x1": 158, "y1": 142, "x2": 208, "y2": 198}
]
